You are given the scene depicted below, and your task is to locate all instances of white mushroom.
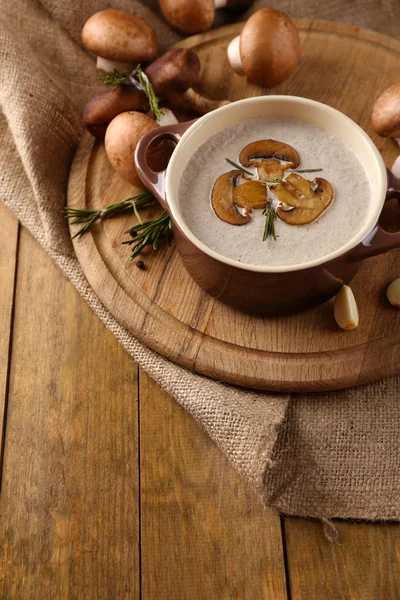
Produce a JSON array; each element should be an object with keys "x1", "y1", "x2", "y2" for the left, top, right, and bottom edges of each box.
[
  {"x1": 227, "y1": 8, "x2": 301, "y2": 87},
  {"x1": 82, "y1": 9, "x2": 158, "y2": 73}
]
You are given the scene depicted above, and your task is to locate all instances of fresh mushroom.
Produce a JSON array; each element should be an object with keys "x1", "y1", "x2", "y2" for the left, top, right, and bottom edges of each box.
[
  {"x1": 83, "y1": 84, "x2": 149, "y2": 139},
  {"x1": 159, "y1": 0, "x2": 253, "y2": 35},
  {"x1": 105, "y1": 111, "x2": 158, "y2": 186},
  {"x1": 211, "y1": 170, "x2": 251, "y2": 225},
  {"x1": 82, "y1": 9, "x2": 158, "y2": 73},
  {"x1": 272, "y1": 173, "x2": 334, "y2": 224},
  {"x1": 239, "y1": 139, "x2": 300, "y2": 181},
  {"x1": 371, "y1": 83, "x2": 400, "y2": 139},
  {"x1": 145, "y1": 49, "x2": 230, "y2": 115},
  {"x1": 227, "y1": 9, "x2": 301, "y2": 87}
]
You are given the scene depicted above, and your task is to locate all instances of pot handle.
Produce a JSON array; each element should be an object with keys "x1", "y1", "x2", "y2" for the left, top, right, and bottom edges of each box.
[
  {"x1": 134, "y1": 119, "x2": 196, "y2": 210},
  {"x1": 347, "y1": 168, "x2": 400, "y2": 262}
]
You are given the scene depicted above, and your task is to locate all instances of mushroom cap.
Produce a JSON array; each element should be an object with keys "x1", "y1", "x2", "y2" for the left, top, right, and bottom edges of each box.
[
  {"x1": 145, "y1": 49, "x2": 201, "y2": 98},
  {"x1": 211, "y1": 170, "x2": 251, "y2": 225},
  {"x1": 240, "y1": 9, "x2": 300, "y2": 88},
  {"x1": 83, "y1": 85, "x2": 149, "y2": 139},
  {"x1": 159, "y1": 0, "x2": 215, "y2": 35},
  {"x1": 371, "y1": 83, "x2": 400, "y2": 138},
  {"x1": 82, "y1": 9, "x2": 158, "y2": 64},
  {"x1": 105, "y1": 112, "x2": 158, "y2": 186},
  {"x1": 274, "y1": 174, "x2": 334, "y2": 225}
]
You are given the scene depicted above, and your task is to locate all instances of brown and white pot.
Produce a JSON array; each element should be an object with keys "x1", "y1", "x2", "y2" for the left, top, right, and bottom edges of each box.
[{"x1": 135, "y1": 95, "x2": 400, "y2": 315}]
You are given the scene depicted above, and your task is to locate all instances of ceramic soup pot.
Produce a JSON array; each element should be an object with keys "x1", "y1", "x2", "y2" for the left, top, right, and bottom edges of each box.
[{"x1": 135, "y1": 96, "x2": 400, "y2": 314}]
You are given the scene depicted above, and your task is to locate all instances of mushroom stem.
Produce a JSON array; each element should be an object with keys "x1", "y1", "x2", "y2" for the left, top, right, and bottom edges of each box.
[
  {"x1": 214, "y1": 0, "x2": 228, "y2": 7},
  {"x1": 96, "y1": 56, "x2": 134, "y2": 73},
  {"x1": 227, "y1": 36, "x2": 245, "y2": 75},
  {"x1": 179, "y1": 88, "x2": 230, "y2": 115},
  {"x1": 153, "y1": 108, "x2": 179, "y2": 126},
  {"x1": 392, "y1": 154, "x2": 400, "y2": 178}
]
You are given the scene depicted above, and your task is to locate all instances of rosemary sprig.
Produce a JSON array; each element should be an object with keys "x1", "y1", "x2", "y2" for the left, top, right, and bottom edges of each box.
[
  {"x1": 262, "y1": 201, "x2": 277, "y2": 241},
  {"x1": 225, "y1": 158, "x2": 253, "y2": 176},
  {"x1": 288, "y1": 168, "x2": 323, "y2": 173},
  {"x1": 65, "y1": 191, "x2": 155, "y2": 238},
  {"x1": 123, "y1": 211, "x2": 172, "y2": 259},
  {"x1": 98, "y1": 69, "x2": 130, "y2": 89},
  {"x1": 130, "y1": 65, "x2": 163, "y2": 120},
  {"x1": 99, "y1": 66, "x2": 163, "y2": 120}
]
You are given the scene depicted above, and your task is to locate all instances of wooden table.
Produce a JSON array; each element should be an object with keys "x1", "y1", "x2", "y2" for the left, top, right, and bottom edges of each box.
[{"x1": 1, "y1": 201, "x2": 400, "y2": 598}]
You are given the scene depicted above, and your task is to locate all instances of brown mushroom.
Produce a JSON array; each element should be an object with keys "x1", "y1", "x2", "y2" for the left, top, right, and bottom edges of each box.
[
  {"x1": 145, "y1": 49, "x2": 230, "y2": 115},
  {"x1": 83, "y1": 84, "x2": 149, "y2": 139},
  {"x1": 82, "y1": 9, "x2": 158, "y2": 73},
  {"x1": 159, "y1": 0, "x2": 253, "y2": 35},
  {"x1": 105, "y1": 111, "x2": 158, "y2": 187},
  {"x1": 371, "y1": 83, "x2": 400, "y2": 139},
  {"x1": 227, "y1": 9, "x2": 301, "y2": 87},
  {"x1": 239, "y1": 139, "x2": 300, "y2": 181},
  {"x1": 233, "y1": 180, "x2": 267, "y2": 211},
  {"x1": 211, "y1": 170, "x2": 251, "y2": 225},
  {"x1": 272, "y1": 174, "x2": 334, "y2": 224}
]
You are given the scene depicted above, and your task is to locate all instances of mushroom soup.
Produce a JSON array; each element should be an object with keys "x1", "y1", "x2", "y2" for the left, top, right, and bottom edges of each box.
[{"x1": 178, "y1": 118, "x2": 372, "y2": 267}]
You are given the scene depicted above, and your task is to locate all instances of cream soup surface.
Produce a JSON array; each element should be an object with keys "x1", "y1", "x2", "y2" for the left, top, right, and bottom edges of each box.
[{"x1": 178, "y1": 118, "x2": 372, "y2": 267}]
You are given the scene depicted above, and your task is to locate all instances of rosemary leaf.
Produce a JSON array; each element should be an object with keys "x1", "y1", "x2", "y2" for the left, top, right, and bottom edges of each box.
[
  {"x1": 225, "y1": 158, "x2": 253, "y2": 176},
  {"x1": 98, "y1": 69, "x2": 130, "y2": 90},
  {"x1": 130, "y1": 65, "x2": 163, "y2": 120},
  {"x1": 65, "y1": 191, "x2": 155, "y2": 238},
  {"x1": 123, "y1": 210, "x2": 171, "y2": 259},
  {"x1": 262, "y1": 178, "x2": 282, "y2": 186},
  {"x1": 288, "y1": 168, "x2": 323, "y2": 173},
  {"x1": 262, "y1": 201, "x2": 277, "y2": 242}
]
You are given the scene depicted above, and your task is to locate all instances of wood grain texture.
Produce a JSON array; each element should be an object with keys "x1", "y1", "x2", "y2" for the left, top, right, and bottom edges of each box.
[
  {"x1": 0, "y1": 203, "x2": 18, "y2": 473},
  {"x1": 139, "y1": 370, "x2": 287, "y2": 600},
  {"x1": 0, "y1": 228, "x2": 140, "y2": 600},
  {"x1": 68, "y1": 20, "x2": 400, "y2": 393},
  {"x1": 284, "y1": 517, "x2": 400, "y2": 599}
]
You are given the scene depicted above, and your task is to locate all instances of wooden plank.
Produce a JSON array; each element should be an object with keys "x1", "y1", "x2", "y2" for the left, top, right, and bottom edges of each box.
[
  {"x1": 0, "y1": 203, "x2": 19, "y2": 470},
  {"x1": 0, "y1": 227, "x2": 140, "y2": 599},
  {"x1": 284, "y1": 517, "x2": 400, "y2": 599},
  {"x1": 139, "y1": 370, "x2": 288, "y2": 600}
]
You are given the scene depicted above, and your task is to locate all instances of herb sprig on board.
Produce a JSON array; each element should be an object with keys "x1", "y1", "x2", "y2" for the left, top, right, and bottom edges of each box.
[
  {"x1": 65, "y1": 191, "x2": 155, "y2": 239},
  {"x1": 123, "y1": 211, "x2": 172, "y2": 259}
]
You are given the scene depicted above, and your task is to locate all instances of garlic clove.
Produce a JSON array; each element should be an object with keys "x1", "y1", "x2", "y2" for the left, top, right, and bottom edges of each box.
[
  {"x1": 386, "y1": 277, "x2": 400, "y2": 307},
  {"x1": 334, "y1": 285, "x2": 359, "y2": 330}
]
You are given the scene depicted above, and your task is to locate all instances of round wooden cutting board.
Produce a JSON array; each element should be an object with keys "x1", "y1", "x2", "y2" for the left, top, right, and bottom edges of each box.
[{"x1": 68, "y1": 20, "x2": 400, "y2": 392}]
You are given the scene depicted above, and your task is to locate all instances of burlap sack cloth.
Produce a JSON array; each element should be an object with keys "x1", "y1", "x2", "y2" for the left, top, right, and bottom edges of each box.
[{"x1": 2, "y1": 0, "x2": 400, "y2": 527}]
